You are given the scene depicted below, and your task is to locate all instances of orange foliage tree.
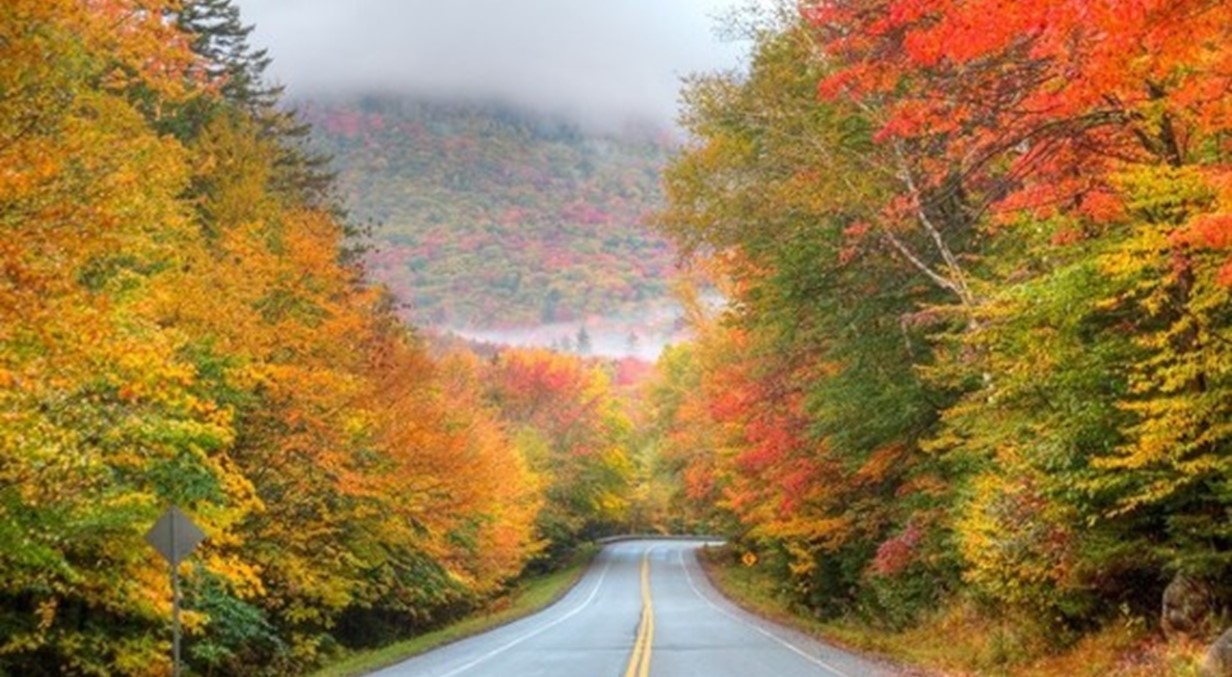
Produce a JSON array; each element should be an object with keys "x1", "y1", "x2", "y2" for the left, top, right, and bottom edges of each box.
[{"x1": 484, "y1": 348, "x2": 633, "y2": 564}]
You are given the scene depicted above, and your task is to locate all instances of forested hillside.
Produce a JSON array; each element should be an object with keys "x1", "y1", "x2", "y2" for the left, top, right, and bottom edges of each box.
[
  {"x1": 302, "y1": 98, "x2": 675, "y2": 329},
  {"x1": 643, "y1": 4, "x2": 1232, "y2": 674},
  {"x1": 0, "y1": 3, "x2": 638, "y2": 674}
]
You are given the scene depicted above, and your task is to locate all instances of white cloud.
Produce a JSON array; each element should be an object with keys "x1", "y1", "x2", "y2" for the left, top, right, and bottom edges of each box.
[{"x1": 235, "y1": 0, "x2": 752, "y2": 128}]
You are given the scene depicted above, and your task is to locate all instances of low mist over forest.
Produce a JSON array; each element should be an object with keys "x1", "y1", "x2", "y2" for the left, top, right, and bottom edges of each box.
[{"x1": 303, "y1": 96, "x2": 683, "y2": 356}]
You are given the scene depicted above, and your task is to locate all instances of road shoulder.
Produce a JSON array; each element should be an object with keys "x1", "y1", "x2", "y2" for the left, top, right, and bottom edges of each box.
[
  {"x1": 692, "y1": 545, "x2": 932, "y2": 677},
  {"x1": 308, "y1": 546, "x2": 597, "y2": 677}
]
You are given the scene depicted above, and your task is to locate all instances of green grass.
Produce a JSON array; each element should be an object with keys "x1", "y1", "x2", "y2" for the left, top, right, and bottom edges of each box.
[{"x1": 307, "y1": 545, "x2": 597, "y2": 677}]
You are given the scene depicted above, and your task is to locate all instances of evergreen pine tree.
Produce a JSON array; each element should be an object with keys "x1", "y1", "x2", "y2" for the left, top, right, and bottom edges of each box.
[
  {"x1": 576, "y1": 327, "x2": 592, "y2": 355},
  {"x1": 173, "y1": 0, "x2": 336, "y2": 208}
]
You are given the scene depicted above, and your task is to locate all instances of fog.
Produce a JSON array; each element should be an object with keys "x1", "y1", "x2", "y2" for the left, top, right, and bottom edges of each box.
[
  {"x1": 449, "y1": 299, "x2": 688, "y2": 362},
  {"x1": 236, "y1": 0, "x2": 754, "y2": 130}
]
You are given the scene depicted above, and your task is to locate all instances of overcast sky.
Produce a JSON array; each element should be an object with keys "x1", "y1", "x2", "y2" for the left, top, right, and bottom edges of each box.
[{"x1": 234, "y1": 0, "x2": 756, "y2": 129}]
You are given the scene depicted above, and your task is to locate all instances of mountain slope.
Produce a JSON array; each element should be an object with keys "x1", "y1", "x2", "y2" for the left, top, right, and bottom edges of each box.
[{"x1": 303, "y1": 96, "x2": 676, "y2": 329}]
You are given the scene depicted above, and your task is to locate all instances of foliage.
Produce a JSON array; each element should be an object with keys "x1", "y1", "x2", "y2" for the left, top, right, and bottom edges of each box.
[
  {"x1": 0, "y1": 3, "x2": 610, "y2": 674},
  {"x1": 648, "y1": 0, "x2": 1232, "y2": 660},
  {"x1": 304, "y1": 97, "x2": 675, "y2": 328},
  {"x1": 650, "y1": 18, "x2": 958, "y2": 625},
  {"x1": 482, "y1": 348, "x2": 635, "y2": 565}
]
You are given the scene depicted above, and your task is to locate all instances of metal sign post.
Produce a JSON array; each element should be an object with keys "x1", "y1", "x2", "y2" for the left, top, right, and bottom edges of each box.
[{"x1": 145, "y1": 506, "x2": 206, "y2": 677}]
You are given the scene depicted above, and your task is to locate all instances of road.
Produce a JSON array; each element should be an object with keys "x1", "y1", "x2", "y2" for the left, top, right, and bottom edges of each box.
[{"x1": 371, "y1": 539, "x2": 901, "y2": 677}]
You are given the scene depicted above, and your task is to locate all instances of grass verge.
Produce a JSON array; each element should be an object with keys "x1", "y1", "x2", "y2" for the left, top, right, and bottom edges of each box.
[
  {"x1": 307, "y1": 544, "x2": 597, "y2": 677},
  {"x1": 697, "y1": 546, "x2": 1208, "y2": 677}
]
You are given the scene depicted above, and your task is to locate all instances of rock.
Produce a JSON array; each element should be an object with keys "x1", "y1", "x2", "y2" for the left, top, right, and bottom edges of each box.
[
  {"x1": 1201, "y1": 628, "x2": 1232, "y2": 677},
  {"x1": 1162, "y1": 572, "x2": 1214, "y2": 640}
]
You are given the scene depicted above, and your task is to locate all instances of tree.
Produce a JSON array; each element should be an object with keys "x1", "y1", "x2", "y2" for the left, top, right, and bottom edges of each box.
[
  {"x1": 0, "y1": 3, "x2": 549, "y2": 673},
  {"x1": 485, "y1": 349, "x2": 633, "y2": 563},
  {"x1": 576, "y1": 326, "x2": 592, "y2": 355},
  {"x1": 806, "y1": 0, "x2": 1232, "y2": 586},
  {"x1": 804, "y1": 0, "x2": 1232, "y2": 278},
  {"x1": 169, "y1": 0, "x2": 334, "y2": 206},
  {"x1": 0, "y1": 2, "x2": 257, "y2": 672},
  {"x1": 653, "y1": 17, "x2": 958, "y2": 622}
]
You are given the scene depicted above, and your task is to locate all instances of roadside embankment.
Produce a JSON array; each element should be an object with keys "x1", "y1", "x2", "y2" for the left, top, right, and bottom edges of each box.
[{"x1": 697, "y1": 544, "x2": 1209, "y2": 677}]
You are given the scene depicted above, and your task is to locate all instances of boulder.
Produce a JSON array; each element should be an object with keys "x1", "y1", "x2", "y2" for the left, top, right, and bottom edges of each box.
[
  {"x1": 1162, "y1": 572, "x2": 1214, "y2": 640},
  {"x1": 1201, "y1": 628, "x2": 1232, "y2": 677}
]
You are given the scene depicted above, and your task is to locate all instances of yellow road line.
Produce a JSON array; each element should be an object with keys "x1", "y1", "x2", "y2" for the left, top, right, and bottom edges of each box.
[{"x1": 623, "y1": 550, "x2": 655, "y2": 677}]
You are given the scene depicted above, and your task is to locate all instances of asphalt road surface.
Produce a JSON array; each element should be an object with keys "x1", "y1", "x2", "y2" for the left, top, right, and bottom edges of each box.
[{"x1": 371, "y1": 539, "x2": 901, "y2": 677}]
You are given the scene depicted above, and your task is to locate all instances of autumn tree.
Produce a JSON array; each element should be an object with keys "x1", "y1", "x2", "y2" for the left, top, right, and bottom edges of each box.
[
  {"x1": 805, "y1": 0, "x2": 1232, "y2": 595},
  {"x1": 0, "y1": 2, "x2": 259, "y2": 673},
  {"x1": 484, "y1": 348, "x2": 633, "y2": 564},
  {"x1": 655, "y1": 19, "x2": 959, "y2": 623}
]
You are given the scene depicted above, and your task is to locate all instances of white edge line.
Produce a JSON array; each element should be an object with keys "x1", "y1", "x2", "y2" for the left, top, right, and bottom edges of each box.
[
  {"x1": 433, "y1": 554, "x2": 616, "y2": 677},
  {"x1": 677, "y1": 548, "x2": 853, "y2": 677}
]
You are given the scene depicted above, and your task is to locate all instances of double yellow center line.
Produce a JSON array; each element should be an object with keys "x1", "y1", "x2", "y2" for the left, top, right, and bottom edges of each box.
[{"x1": 623, "y1": 550, "x2": 655, "y2": 677}]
